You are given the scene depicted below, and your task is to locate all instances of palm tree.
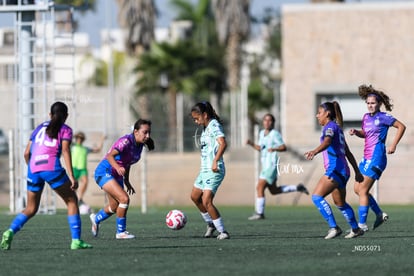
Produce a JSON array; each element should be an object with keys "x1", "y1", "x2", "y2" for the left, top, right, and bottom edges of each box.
[
  {"x1": 116, "y1": 0, "x2": 156, "y2": 120},
  {"x1": 134, "y1": 40, "x2": 217, "y2": 151},
  {"x1": 117, "y1": 0, "x2": 156, "y2": 56},
  {"x1": 211, "y1": 0, "x2": 250, "y2": 147},
  {"x1": 211, "y1": 0, "x2": 250, "y2": 91},
  {"x1": 171, "y1": 0, "x2": 226, "y2": 110}
]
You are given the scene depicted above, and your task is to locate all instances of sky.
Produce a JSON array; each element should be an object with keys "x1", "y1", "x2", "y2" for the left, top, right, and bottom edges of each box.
[{"x1": 0, "y1": 0, "x2": 396, "y2": 48}]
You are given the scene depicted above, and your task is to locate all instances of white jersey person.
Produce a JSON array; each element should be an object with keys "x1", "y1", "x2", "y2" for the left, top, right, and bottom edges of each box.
[{"x1": 247, "y1": 113, "x2": 309, "y2": 220}]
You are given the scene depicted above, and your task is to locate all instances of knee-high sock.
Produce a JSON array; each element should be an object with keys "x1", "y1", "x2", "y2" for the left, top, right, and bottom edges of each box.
[
  {"x1": 280, "y1": 185, "x2": 298, "y2": 193},
  {"x1": 116, "y1": 217, "x2": 127, "y2": 233},
  {"x1": 9, "y1": 213, "x2": 29, "y2": 234},
  {"x1": 312, "y1": 195, "x2": 337, "y2": 228},
  {"x1": 368, "y1": 194, "x2": 382, "y2": 216},
  {"x1": 95, "y1": 209, "x2": 111, "y2": 224},
  {"x1": 358, "y1": 205, "x2": 369, "y2": 224},
  {"x1": 67, "y1": 214, "x2": 81, "y2": 240},
  {"x1": 201, "y1": 212, "x2": 213, "y2": 224},
  {"x1": 337, "y1": 203, "x2": 358, "y2": 229},
  {"x1": 212, "y1": 217, "x2": 225, "y2": 233},
  {"x1": 255, "y1": 197, "x2": 265, "y2": 215}
]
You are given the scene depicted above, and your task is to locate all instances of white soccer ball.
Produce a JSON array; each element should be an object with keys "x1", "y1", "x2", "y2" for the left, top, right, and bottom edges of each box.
[
  {"x1": 165, "y1": 209, "x2": 187, "y2": 230},
  {"x1": 79, "y1": 204, "x2": 91, "y2": 215}
]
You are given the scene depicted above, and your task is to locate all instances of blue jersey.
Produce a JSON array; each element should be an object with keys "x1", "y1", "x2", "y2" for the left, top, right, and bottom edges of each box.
[
  {"x1": 96, "y1": 133, "x2": 144, "y2": 179},
  {"x1": 320, "y1": 121, "x2": 350, "y2": 185},
  {"x1": 361, "y1": 111, "x2": 396, "y2": 160},
  {"x1": 29, "y1": 121, "x2": 73, "y2": 173}
]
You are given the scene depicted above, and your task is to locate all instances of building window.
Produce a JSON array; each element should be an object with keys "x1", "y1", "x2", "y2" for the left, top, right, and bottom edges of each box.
[{"x1": 315, "y1": 93, "x2": 366, "y2": 129}]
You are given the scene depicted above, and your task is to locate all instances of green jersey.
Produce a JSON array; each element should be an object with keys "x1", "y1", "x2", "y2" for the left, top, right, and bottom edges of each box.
[
  {"x1": 259, "y1": 129, "x2": 284, "y2": 169},
  {"x1": 200, "y1": 119, "x2": 225, "y2": 172},
  {"x1": 71, "y1": 144, "x2": 91, "y2": 170}
]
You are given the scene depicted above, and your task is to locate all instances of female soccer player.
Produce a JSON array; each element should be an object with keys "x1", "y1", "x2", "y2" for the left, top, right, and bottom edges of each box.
[
  {"x1": 1, "y1": 101, "x2": 92, "y2": 250},
  {"x1": 305, "y1": 101, "x2": 364, "y2": 239},
  {"x1": 246, "y1": 113, "x2": 309, "y2": 220},
  {"x1": 190, "y1": 101, "x2": 229, "y2": 240},
  {"x1": 89, "y1": 119, "x2": 154, "y2": 239},
  {"x1": 349, "y1": 85, "x2": 406, "y2": 231},
  {"x1": 71, "y1": 131, "x2": 105, "y2": 213}
]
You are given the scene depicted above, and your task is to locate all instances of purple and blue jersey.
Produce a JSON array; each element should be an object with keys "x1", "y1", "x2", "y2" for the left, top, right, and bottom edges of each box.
[
  {"x1": 28, "y1": 121, "x2": 73, "y2": 173},
  {"x1": 320, "y1": 121, "x2": 350, "y2": 187},
  {"x1": 359, "y1": 111, "x2": 396, "y2": 180},
  {"x1": 95, "y1": 133, "x2": 143, "y2": 184},
  {"x1": 361, "y1": 112, "x2": 396, "y2": 160}
]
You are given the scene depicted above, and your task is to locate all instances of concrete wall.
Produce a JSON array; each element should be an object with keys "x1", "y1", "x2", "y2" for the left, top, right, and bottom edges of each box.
[{"x1": 281, "y1": 2, "x2": 414, "y2": 204}]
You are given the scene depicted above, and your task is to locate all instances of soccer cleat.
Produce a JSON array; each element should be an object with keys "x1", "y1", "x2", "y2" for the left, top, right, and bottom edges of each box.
[
  {"x1": 297, "y1": 183, "x2": 309, "y2": 195},
  {"x1": 324, "y1": 227, "x2": 342, "y2": 239},
  {"x1": 248, "y1": 213, "x2": 265, "y2": 220},
  {"x1": 204, "y1": 223, "x2": 216, "y2": 238},
  {"x1": 90, "y1": 213, "x2": 99, "y2": 237},
  {"x1": 344, "y1": 228, "x2": 365, "y2": 239},
  {"x1": 358, "y1": 223, "x2": 369, "y2": 232},
  {"x1": 216, "y1": 231, "x2": 230, "y2": 240},
  {"x1": 71, "y1": 239, "x2": 93, "y2": 250},
  {"x1": 116, "y1": 231, "x2": 135, "y2": 239},
  {"x1": 1, "y1": 229, "x2": 14, "y2": 250},
  {"x1": 373, "y1": 212, "x2": 389, "y2": 230}
]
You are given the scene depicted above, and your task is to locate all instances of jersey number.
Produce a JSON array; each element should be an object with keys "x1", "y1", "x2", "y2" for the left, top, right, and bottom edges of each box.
[{"x1": 34, "y1": 127, "x2": 57, "y2": 147}]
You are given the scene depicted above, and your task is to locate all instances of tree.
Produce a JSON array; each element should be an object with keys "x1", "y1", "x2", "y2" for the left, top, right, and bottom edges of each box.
[
  {"x1": 211, "y1": 0, "x2": 250, "y2": 91},
  {"x1": 116, "y1": 0, "x2": 157, "y2": 120},
  {"x1": 117, "y1": 0, "x2": 156, "y2": 56},
  {"x1": 171, "y1": 0, "x2": 226, "y2": 110},
  {"x1": 211, "y1": 0, "x2": 251, "y2": 147},
  {"x1": 134, "y1": 40, "x2": 217, "y2": 151}
]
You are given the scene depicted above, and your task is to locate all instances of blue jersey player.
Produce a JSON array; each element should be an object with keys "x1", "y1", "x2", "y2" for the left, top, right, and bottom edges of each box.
[
  {"x1": 89, "y1": 119, "x2": 154, "y2": 240},
  {"x1": 305, "y1": 101, "x2": 364, "y2": 239},
  {"x1": 349, "y1": 85, "x2": 406, "y2": 231},
  {"x1": 1, "y1": 102, "x2": 92, "y2": 250}
]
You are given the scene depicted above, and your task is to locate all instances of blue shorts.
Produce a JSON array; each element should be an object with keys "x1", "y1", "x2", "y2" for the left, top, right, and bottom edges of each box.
[
  {"x1": 27, "y1": 168, "x2": 69, "y2": 192},
  {"x1": 194, "y1": 169, "x2": 225, "y2": 194},
  {"x1": 325, "y1": 168, "x2": 349, "y2": 189},
  {"x1": 359, "y1": 157, "x2": 386, "y2": 180},
  {"x1": 259, "y1": 167, "x2": 278, "y2": 185},
  {"x1": 94, "y1": 164, "x2": 123, "y2": 189}
]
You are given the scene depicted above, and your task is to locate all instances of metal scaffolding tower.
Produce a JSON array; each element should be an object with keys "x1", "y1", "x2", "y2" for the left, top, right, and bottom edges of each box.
[{"x1": 1, "y1": 0, "x2": 76, "y2": 214}]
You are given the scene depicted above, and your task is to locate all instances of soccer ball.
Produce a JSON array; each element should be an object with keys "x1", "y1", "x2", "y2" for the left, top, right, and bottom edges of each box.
[{"x1": 165, "y1": 209, "x2": 187, "y2": 230}]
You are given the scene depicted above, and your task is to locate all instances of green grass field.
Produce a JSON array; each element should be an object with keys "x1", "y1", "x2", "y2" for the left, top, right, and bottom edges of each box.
[{"x1": 1, "y1": 205, "x2": 413, "y2": 275}]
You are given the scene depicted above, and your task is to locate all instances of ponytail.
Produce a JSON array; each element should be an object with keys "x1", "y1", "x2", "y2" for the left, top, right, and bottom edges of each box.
[{"x1": 46, "y1": 102, "x2": 68, "y2": 139}]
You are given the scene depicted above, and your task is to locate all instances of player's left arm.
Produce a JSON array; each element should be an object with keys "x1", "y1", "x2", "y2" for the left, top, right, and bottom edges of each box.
[
  {"x1": 388, "y1": 119, "x2": 406, "y2": 154},
  {"x1": 345, "y1": 142, "x2": 364, "y2": 182},
  {"x1": 212, "y1": 136, "x2": 227, "y2": 173},
  {"x1": 62, "y1": 139, "x2": 77, "y2": 190},
  {"x1": 123, "y1": 166, "x2": 135, "y2": 195}
]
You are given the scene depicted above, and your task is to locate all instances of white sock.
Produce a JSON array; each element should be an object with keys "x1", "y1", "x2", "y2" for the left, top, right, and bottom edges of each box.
[
  {"x1": 280, "y1": 185, "x2": 297, "y2": 193},
  {"x1": 201, "y1": 212, "x2": 212, "y2": 224},
  {"x1": 256, "y1": 197, "x2": 265, "y2": 215},
  {"x1": 213, "y1": 217, "x2": 225, "y2": 233}
]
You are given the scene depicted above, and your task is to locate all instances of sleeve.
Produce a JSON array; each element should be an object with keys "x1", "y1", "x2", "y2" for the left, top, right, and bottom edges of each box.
[
  {"x1": 212, "y1": 121, "x2": 225, "y2": 138},
  {"x1": 323, "y1": 124, "x2": 335, "y2": 138},
  {"x1": 383, "y1": 113, "x2": 396, "y2": 126},
  {"x1": 61, "y1": 125, "x2": 73, "y2": 142},
  {"x1": 113, "y1": 136, "x2": 130, "y2": 153},
  {"x1": 273, "y1": 131, "x2": 285, "y2": 146}
]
